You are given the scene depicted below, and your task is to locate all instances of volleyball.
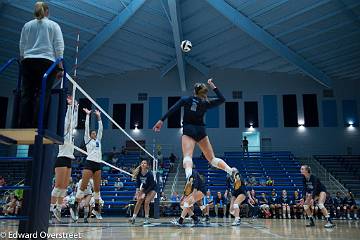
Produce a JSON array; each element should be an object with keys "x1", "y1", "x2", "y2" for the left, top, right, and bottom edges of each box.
[{"x1": 180, "y1": 40, "x2": 192, "y2": 52}]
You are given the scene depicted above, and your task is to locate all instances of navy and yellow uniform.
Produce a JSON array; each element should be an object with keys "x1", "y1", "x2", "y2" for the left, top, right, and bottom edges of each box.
[
  {"x1": 184, "y1": 170, "x2": 206, "y2": 196},
  {"x1": 136, "y1": 171, "x2": 157, "y2": 194},
  {"x1": 302, "y1": 175, "x2": 327, "y2": 198},
  {"x1": 160, "y1": 88, "x2": 225, "y2": 142},
  {"x1": 230, "y1": 173, "x2": 246, "y2": 198}
]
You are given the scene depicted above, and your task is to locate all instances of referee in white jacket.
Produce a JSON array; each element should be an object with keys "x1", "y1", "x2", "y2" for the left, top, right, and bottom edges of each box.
[{"x1": 19, "y1": 1, "x2": 64, "y2": 128}]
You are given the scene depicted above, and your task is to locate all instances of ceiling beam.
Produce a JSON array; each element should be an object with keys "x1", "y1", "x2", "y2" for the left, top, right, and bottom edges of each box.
[
  {"x1": 161, "y1": 56, "x2": 210, "y2": 78},
  {"x1": 49, "y1": 1, "x2": 108, "y2": 23},
  {"x1": 206, "y1": 0, "x2": 333, "y2": 88},
  {"x1": 168, "y1": 0, "x2": 186, "y2": 91},
  {"x1": 78, "y1": 0, "x2": 146, "y2": 66},
  {"x1": 185, "y1": 56, "x2": 209, "y2": 76},
  {"x1": 160, "y1": 58, "x2": 177, "y2": 77}
]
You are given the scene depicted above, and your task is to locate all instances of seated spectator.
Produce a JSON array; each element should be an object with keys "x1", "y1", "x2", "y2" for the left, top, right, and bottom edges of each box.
[
  {"x1": 170, "y1": 192, "x2": 180, "y2": 202},
  {"x1": 259, "y1": 175, "x2": 267, "y2": 186},
  {"x1": 214, "y1": 191, "x2": 227, "y2": 218},
  {"x1": 0, "y1": 176, "x2": 5, "y2": 187},
  {"x1": 269, "y1": 189, "x2": 280, "y2": 218},
  {"x1": 248, "y1": 175, "x2": 257, "y2": 186},
  {"x1": 325, "y1": 192, "x2": 336, "y2": 219},
  {"x1": 334, "y1": 191, "x2": 345, "y2": 219},
  {"x1": 291, "y1": 190, "x2": 303, "y2": 219},
  {"x1": 114, "y1": 178, "x2": 124, "y2": 191},
  {"x1": 248, "y1": 189, "x2": 260, "y2": 219},
  {"x1": 202, "y1": 190, "x2": 214, "y2": 222},
  {"x1": 2, "y1": 193, "x2": 17, "y2": 215},
  {"x1": 160, "y1": 192, "x2": 167, "y2": 201},
  {"x1": 259, "y1": 192, "x2": 271, "y2": 218},
  {"x1": 280, "y1": 190, "x2": 291, "y2": 219},
  {"x1": 170, "y1": 192, "x2": 180, "y2": 213},
  {"x1": 266, "y1": 176, "x2": 274, "y2": 186},
  {"x1": 343, "y1": 191, "x2": 358, "y2": 220}
]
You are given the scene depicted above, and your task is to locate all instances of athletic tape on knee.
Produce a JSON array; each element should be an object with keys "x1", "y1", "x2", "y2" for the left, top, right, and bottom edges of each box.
[
  {"x1": 60, "y1": 189, "x2": 67, "y2": 198},
  {"x1": 210, "y1": 158, "x2": 221, "y2": 168},
  {"x1": 303, "y1": 205, "x2": 309, "y2": 210},
  {"x1": 76, "y1": 189, "x2": 85, "y2": 199},
  {"x1": 51, "y1": 188, "x2": 62, "y2": 197},
  {"x1": 93, "y1": 192, "x2": 101, "y2": 200},
  {"x1": 318, "y1": 203, "x2": 325, "y2": 210},
  {"x1": 233, "y1": 204, "x2": 239, "y2": 209}
]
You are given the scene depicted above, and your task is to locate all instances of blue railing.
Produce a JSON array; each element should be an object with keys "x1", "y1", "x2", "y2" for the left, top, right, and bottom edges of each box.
[{"x1": 37, "y1": 58, "x2": 67, "y2": 135}]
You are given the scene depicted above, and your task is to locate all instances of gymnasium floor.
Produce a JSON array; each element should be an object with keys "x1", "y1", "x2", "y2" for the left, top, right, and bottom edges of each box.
[{"x1": 1, "y1": 218, "x2": 359, "y2": 240}]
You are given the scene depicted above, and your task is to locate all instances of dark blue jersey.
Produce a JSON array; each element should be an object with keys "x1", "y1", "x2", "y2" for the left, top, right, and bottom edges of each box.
[
  {"x1": 292, "y1": 195, "x2": 302, "y2": 205},
  {"x1": 343, "y1": 196, "x2": 356, "y2": 206},
  {"x1": 333, "y1": 196, "x2": 344, "y2": 206},
  {"x1": 280, "y1": 195, "x2": 291, "y2": 204},
  {"x1": 136, "y1": 170, "x2": 157, "y2": 194},
  {"x1": 161, "y1": 88, "x2": 225, "y2": 126},
  {"x1": 269, "y1": 194, "x2": 279, "y2": 204},
  {"x1": 302, "y1": 175, "x2": 326, "y2": 196},
  {"x1": 191, "y1": 170, "x2": 206, "y2": 194},
  {"x1": 259, "y1": 196, "x2": 268, "y2": 205}
]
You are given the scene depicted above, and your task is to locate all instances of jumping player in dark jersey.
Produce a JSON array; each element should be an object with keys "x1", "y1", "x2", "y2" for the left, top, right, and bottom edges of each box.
[
  {"x1": 153, "y1": 79, "x2": 236, "y2": 181},
  {"x1": 129, "y1": 160, "x2": 157, "y2": 225},
  {"x1": 172, "y1": 170, "x2": 206, "y2": 226},
  {"x1": 301, "y1": 165, "x2": 335, "y2": 228}
]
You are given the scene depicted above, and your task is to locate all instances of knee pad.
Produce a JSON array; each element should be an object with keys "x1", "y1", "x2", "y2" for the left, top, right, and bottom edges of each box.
[
  {"x1": 183, "y1": 156, "x2": 193, "y2": 167},
  {"x1": 318, "y1": 203, "x2": 325, "y2": 210},
  {"x1": 303, "y1": 205, "x2": 309, "y2": 210},
  {"x1": 210, "y1": 158, "x2": 221, "y2": 168},
  {"x1": 93, "y1": 192, "x2": 101, "y2": 200},
  {"x1": 76, "y1": 189, "x2": 84, "y2": 199},
  {"x1": 233, "y1": 204, "x2": 239, "y2": 209},
  {"x1": 51, "y1": 188, "x2": 62, "y2": 197},
  {"x1": 183, "y1": 156, "x2": 193, "y2": 178},
  {"x1": 60, "y1": 189, "x2": 67, "y2": 198}
]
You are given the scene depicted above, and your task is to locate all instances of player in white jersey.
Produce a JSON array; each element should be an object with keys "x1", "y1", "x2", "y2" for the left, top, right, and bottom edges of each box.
[
  {"x1": 75, "y1": 179, "x2": 94, "y2": 223},
  {"x1": 71, "y1": 108, "x2": 103, "y2": 221},
  {"x1": 50, "y1": 96, "x2": 78, "y2": 222}
]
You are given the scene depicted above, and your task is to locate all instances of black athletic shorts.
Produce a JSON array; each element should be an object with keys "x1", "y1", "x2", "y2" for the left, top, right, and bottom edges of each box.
[
  {"x1": 232, "y1": 187, "x2": 247, "y2": 198},
  {"x1": 54, "y1": 156, "x2": 72, "y2": 168},
  {"x1": 182, "y1": 124, "x2": 207, "y2": 142},
  {"x1": 83, "y1": 160, "x2": 101, "y2": 173}
]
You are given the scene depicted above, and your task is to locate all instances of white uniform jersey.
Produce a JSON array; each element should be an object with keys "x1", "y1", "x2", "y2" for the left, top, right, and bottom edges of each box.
[
  {"x1": 58, "y1": 105, "x2": 78, "y2": 159},
  {"x1": 84, "y1": 114, "x2": 103, "y2": 163},
  {"x1": 77, "y1": 179, "x2": 94, "y2": 196}
]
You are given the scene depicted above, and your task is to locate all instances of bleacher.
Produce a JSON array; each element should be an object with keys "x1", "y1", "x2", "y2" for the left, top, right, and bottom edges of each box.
[
  {"x1": 194, "y1": 151, "x2": 302, "y2": 195},
  {"x1": 314, "y1": 155, "x2": 360, "y2": 197},
  {"x1": 0, "y1": 161, "x2": 27, "y2": 186}
]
